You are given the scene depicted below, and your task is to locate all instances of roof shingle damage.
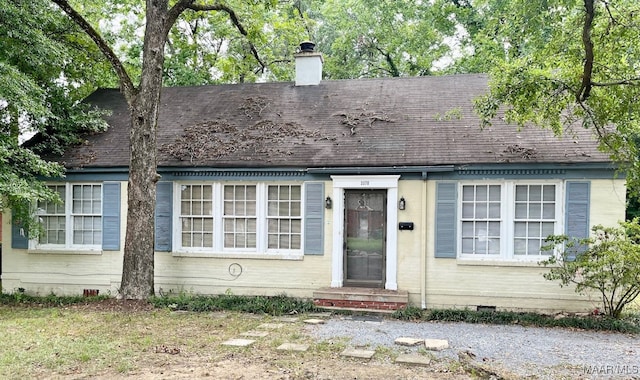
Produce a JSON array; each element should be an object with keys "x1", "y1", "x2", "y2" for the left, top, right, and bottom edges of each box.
[{"x1": 56, "y1": 74, "x2": 609, "y2": 169}]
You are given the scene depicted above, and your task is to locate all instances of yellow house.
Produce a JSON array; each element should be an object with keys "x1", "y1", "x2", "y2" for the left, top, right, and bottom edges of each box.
[{"x1": 2, "y1": 46, "x2": 625, "y2": 313}]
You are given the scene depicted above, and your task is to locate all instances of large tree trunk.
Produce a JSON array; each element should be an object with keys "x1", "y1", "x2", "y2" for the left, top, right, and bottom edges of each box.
[{"x1": 120, "y1": 1, "x2": 169, "y2": 300}]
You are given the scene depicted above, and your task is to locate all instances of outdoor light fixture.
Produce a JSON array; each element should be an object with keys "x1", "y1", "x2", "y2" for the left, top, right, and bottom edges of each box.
[
  {"x1": 325, "y1": 196, "x2": 332, "y2": 209},
  {"x1": 399, "y1": 197, "x2": 406, "y2": 210}
]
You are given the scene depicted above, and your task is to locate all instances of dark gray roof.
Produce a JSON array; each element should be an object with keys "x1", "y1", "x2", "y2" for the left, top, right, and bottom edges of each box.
[{"x1": 58, "y1": 74, "x2": 609, "y2": 169}]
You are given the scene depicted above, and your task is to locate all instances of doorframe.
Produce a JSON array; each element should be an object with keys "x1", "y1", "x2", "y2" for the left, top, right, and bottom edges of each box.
[{"x1": 330, "y1": 175, "x2": 399, "y2": 290}]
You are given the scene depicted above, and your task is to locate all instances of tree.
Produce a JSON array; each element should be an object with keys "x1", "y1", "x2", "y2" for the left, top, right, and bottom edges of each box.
[
  {"x1": 465, "y1": 0, "x2": 640, "y2": 193},
  {"x1": 51, "y1": 0, "x2": 280, "y2": 299},
  {"x1": 540, "y1": 221, "x2": 640, "y2": 318},
  {"x1": 311, "y1": 0, "x2": 454, "y2": 79},
  {"x1": 0, "y1": 0, "x2": 109, "y2": 234}
]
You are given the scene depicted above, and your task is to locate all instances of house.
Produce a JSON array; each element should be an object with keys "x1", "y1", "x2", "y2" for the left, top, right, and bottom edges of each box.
[{"x1": 1, "y1": 44, "x2": 626, "y2": 312}]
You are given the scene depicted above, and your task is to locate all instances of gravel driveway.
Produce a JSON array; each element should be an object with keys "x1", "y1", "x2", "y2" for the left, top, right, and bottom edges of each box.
[{"x1": 305, "y1": 315, "x2": 640, "y2": 379}]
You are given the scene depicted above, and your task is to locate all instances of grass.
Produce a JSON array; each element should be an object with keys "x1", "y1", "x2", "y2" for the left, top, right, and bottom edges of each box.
[
  {"x1": 0, "y1": 305, "x2": 307, "y2": 379},
  {"x1": 1, "y1": 293, "x2": 636, "y2": 378}
]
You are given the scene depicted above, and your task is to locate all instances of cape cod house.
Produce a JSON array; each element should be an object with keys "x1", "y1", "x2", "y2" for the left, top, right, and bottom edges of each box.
[{"x1": 1, "y1": 45, "x2": 626, "y2": 312}]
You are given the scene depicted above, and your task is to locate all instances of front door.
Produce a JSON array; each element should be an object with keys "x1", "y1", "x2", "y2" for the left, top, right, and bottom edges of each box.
[{"x1": 344, "y1": 190, "x2": 386, "y2": 288}]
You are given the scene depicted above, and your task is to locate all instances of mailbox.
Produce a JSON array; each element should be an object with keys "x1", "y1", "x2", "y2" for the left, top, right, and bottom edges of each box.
[{"x1": 398, "y1": 222, "x2": 414, "y2": 230}]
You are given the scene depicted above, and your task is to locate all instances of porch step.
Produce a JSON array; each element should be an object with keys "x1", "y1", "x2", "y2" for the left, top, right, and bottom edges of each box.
[{"x1": 313, "y1": 287, "x2": 408, "y2": 311}]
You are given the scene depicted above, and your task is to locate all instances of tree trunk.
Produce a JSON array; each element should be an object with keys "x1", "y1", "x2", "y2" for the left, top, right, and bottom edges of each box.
[{"x1": 120, "y1": 1, "x2": 169, "y2": 300}]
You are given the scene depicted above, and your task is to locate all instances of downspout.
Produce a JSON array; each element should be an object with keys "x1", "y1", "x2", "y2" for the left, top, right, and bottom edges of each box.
[{"x1": 421, "y1": 172, "x2": 428, "y2": 309}]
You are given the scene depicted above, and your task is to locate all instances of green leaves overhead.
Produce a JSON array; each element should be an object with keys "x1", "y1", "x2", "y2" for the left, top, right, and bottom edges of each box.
[
  {"x1": 467, "y1": 0, "x2": 640, "y2": 192},
  {"x1": 0, "y1": 0, "x2": 109, "y2": 228}
]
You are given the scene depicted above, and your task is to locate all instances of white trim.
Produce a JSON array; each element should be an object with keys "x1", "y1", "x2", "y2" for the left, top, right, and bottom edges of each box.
[
  {"x1": 330, "y1": 175, "x2": 400, "y2": 290},
  {"x1": 172, "y1": 181, "x2": 304, "y2": 258},
  {"x1": 457, "y1": 180, "x2": 564, "y2": 262},
  {"x1": 32, "y1": 182, "x2": 103, "y2": 252}
]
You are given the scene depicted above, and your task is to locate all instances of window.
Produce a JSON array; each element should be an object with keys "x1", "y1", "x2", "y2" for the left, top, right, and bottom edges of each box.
[
  {"x1": 459, "y1": 182, "x2": 560, "y2": 260},
  {"x1": 461, "y1": 185, "x2": 501, "y2": 255},
  {"x1": 223, "y1": 185, "x2": 257, "y2": 249},
  {"x1": 176, "y1": 183, "x2": 302, "y2": 254},
  {"x1": 180, "y1": 184, "x2": 214, "y2": 248},
  {"x1": 37, "y1": 184, "x2": 102, "y2": 248},
  {"x1": 514, "y1": 184, "x2": 557, "y2": 256},
  {"x1": 267, "y1": 185, "x2": 302, "y2": 250}
]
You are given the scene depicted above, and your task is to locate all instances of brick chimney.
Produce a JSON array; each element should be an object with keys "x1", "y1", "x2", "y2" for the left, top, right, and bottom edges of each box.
[{"x1": 294, "y1": 41, "x2": 323, "y2": 86}]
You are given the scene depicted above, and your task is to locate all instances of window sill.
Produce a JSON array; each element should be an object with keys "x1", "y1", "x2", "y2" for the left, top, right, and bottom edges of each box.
[
  {"x1": 28, "y1": 249, "x2": 103, "y2": 255},
  {"x1": 456, "y1": 259, "x2": 546, "y2": 268},
  {"x1": 171, "y1": 251, "x2": 304, "y2": 261}
]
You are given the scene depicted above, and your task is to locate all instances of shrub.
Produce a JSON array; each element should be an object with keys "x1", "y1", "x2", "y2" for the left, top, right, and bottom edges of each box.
[
  {"x1": 150, "y1": 292, "x2": 319, "y2": 315},
  {"x1": 540, "y1": 220, "x2": 640, "y2": 318}
]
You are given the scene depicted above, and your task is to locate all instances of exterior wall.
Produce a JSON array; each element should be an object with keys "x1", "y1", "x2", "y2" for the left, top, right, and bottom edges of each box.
[
  {"x1": 1, "y1": 182, "x2": 127, "y2": 296},
  {"x1": 395, "y1": 180, "x2": 426, "y2": 304},
  {"x1": 0, "y1": 175, "x2": 627, "y2": 314},
  {"x1": 423, "y1": 178, "x2": 627, "y2": 313}
]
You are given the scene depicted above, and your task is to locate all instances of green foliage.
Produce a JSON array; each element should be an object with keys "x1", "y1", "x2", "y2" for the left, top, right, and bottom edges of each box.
[
  {"x1": 391, "y1": 305, "x2": 424, "y2": 321},
  {"x1": 423, "y1": 308, "x2": 639, "y2": 333},
  {"x1": 315, "y1": 0, "x2": 453, "y2": 78},
  {"x1": 0, "y1": 0, "x2": 110, "y2": 233},
  {"x1": 150, "y1": 292, "x2": 319, "y2": 315},
  {"x1": 540, "y1": 220, "x2": 640, "y2": 318},
  {"x1": 465, "y1": 0, "x2": 640, "y2": 194},
  {"x1": 0, "y1": 292, "x2": 109, "y2": 306}
]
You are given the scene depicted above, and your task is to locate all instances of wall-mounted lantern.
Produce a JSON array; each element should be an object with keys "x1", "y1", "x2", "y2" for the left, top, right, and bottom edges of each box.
[
  {"x1": 398, "y1": 197, "x2": 406, "y2": 210},
  {"x1": 325, "y1": 196, "x2": 332, "y2": 209}
]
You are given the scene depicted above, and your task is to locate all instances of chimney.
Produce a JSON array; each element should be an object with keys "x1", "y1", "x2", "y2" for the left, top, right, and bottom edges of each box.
[{"x1": 294, "y1": 41, "x2": 323, "y2": 86}]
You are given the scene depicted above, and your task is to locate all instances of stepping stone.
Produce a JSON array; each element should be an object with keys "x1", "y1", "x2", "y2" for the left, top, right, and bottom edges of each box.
[
  {"x1": 308, "y1": 312, "x2": 332, "y2": 318},
  {"x1": 424, "y1": 339, "x2": 449, "y2": 351},
  {"x1": 303, "y1": 318, "x2": 326, "y2": 325},
  {"x1": 240, "y1": 330, "x2": 269, "y2": 338},
  {"x1": 221, "y1": 338, "x2": 255, "y2": 347},
  {"x1": 276, "y1": 343, "x2": 310, "y2": 352},
  {"x1": 341, "y1": 348, "x2": 375, "y2": 359},
  {"x1": 257, "y1": 323, "x2": 285, "y2": 330},
  {"x1": 395, "y1": 337, "x2": 424, "y2": 346},
  {"x1": 276, "y1": 316, "x2": 299, "y2": 323},
  {"x1": 395, "y1": 354, "x2": 432, "y2": 366}
]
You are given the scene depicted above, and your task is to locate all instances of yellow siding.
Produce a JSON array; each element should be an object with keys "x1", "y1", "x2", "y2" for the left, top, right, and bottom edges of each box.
[
  {"x1": 422, "y1": 179, "x2": 627, "y2": 313},
  {"x1": 1, "y1": 178, "x2": 627, "y2": 313}
]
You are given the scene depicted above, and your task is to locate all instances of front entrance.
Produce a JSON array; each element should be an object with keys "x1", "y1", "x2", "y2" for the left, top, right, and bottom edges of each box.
[{"x1": 343, "y1": 190, "x2": 386, "y2": 288}]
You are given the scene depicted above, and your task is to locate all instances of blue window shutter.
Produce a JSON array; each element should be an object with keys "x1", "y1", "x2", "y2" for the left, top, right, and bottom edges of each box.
[
  {"x1": 304, "y1": 182, "x2": 324, "y2": 255},
  {"x1": 11, "y1": 219, "x2": 29, "y2": 249},
  {"x1": 565, "y1": 181, "x2": 590, "y2": 261},
  {"x1": 102, "y1": 182, "x2": 121, "y2": 251},
  {"x1": 155, "y1": 182, "x2": 173, "y2": 252},
  {"x1": 435, "y1": 182, "x2": 457, "y2": 258}
]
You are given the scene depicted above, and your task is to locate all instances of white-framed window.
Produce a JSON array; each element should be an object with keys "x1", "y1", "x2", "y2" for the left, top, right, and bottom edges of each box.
[
  {"x1": 267, "y1": 185, "x2": 302, "y2": 250},
  {"x1": 458, "y1": 181, "x2": 562, "y2": 260},
  {"x1": 175, "y1": 182, "x2": 302, "y2": 254},
  {"x1": 36, "y1": 183, "x2": 102, "y2": 249}
]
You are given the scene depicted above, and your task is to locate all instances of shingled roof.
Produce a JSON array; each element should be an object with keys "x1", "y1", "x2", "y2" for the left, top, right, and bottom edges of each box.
[{"x1": 58, "y1": 74, "x2": 608, "y2": 170}]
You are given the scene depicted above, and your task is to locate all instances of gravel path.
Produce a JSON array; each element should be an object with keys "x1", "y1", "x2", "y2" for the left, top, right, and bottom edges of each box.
[{"x1": 305, "y1": 315, "x2": 640, "y2": 379}]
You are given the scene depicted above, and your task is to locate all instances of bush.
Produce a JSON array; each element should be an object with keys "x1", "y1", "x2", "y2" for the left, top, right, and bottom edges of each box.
[
  {"x1": 540, "y1": 220, "x2": 640, "y2": 318},
  {"x1": 0, "y1": 292, "x2": 108, "y2": 306},
  {"x1": 150, "y1": 292, "x2": 319, "y2": 315},
  {"x1": 422, "y1": 308, "x2": 639, "y2": 333}
]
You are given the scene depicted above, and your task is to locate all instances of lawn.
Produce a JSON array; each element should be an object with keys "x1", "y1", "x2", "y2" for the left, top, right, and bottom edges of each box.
[{"x1": 0, "y1": 302, "x2": 468, "y2": 379}]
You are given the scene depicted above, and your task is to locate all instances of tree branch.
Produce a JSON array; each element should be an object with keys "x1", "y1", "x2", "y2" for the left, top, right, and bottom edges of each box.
[
  {"x1": 293, "y1": 1, "x2": 314, "y2": 39},
  {"x1": 183, "y1": 2, "x2": 267, "y2": 72},
  {"x1": 374, "y1": 46, "x2": 400, "y2": 77},
  {"x1": 51, "y1": 0, "x2": 137, "y2": 103},
  {"x1": 592, "y1": 77, "x2": 640, "y2": 86},
  {"x1": 577, "y1": 0, "x2": 595, "y2": 102}
]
